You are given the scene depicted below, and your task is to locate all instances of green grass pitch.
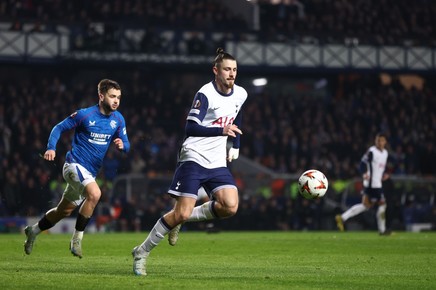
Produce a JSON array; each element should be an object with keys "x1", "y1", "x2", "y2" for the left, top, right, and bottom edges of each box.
[{"x1": 0, "y1": 231, "x2": 435, "y2": 289}]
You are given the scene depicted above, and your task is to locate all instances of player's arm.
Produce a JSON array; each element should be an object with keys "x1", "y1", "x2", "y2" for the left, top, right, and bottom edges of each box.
[
  {"x1": 185, "y1": 92, "x2": 242, "y2": 137},
  {"x1": 113, "y1": 117, "x2": 130, "y2": 153},
  {"x1": 382, "y1": 157, "x2": 390, "y2": 181},
  {"x1": 227, "y1": 111, "x2": 243, "y2": 162},
  {"x1": 360, "y1": 151, "x2": 373, "y2": 179},
  {"x1": 185, "y1": 120, "x2": 242, "y2": 138},
  {"x1": 229, "y1": 111, "x2": 243, "y2": 149},
  {"x1": 185, "y1": 92, "x2": 223, "y2": 137},
  {"x1": 185, "y1": 121, "x2": 223, "y2": 136},
  {"x1": 45, "y1": 112, "x2": 78, "y2": 160}
]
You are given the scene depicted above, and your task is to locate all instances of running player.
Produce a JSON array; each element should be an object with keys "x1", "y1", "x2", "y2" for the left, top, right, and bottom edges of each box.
[
  {"x1": 335, "y1": 133, "x2": 390, "y2": 235},
  {"x1": 132, "y1": 48, "x2": 248, "y2": 276},
  {"x1": 24, "y1": 79, "x2": 130, "y2": 258}
]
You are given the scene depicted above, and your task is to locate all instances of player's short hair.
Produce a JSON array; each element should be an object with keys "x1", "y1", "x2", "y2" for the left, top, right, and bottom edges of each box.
[
  {"x1": 376, "y1": 132, "x2": 387, "y2": 139},
  {"x1": 213, "y1": 47, "x2": 236, "y2": 68},
  {"x1": 98, "y1": 79, "x2": 121, "y2": 95}
]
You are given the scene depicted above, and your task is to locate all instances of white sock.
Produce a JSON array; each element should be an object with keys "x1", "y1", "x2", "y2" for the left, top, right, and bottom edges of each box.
[
  {"x1": 138, "y1": 218, "x2": 170, "y2": 254},
  {"x1": 377, "y1": 204, "x2": 387, "y2": 233},
  {"x1": 186, "y1": 201, "x2": 216, "y2": 222},
  {"x1": 342, "y1": 203, "x2": 367, "y2": 222}
]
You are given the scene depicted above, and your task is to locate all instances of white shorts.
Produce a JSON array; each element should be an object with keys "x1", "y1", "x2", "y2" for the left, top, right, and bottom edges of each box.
[{"x1": 62, "y1": 162, "x2": 96, "y2": 206}]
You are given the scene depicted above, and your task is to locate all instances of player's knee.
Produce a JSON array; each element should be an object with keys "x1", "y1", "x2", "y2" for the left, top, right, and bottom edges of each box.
[
  {"x1": 174, "y1": 209, "x2": 192, "y2": 223},
  {"x1": 220, "y1": 203, "x2": 238, "y2": 218},
  {"x1": 362, "y1": 200, "x2": 372, "y2": 209},
  {"x1": 230, "y1": 204, "x2": 239, "y2": 216},
  {"x1": 86, "y1": 190, "x2": 102, "y2": 204}
]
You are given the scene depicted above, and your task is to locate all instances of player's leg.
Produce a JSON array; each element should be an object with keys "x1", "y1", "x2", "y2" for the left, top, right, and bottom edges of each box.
[
  {"x1": 336, "y1": 194, "x2": 371, "y2": 231},
  {"x1": 24, "y1": 196, "x2": 76, "y2": 255},
  {"x1": 70, "y1": 181, "x2": 101, "y2": 258},
  {"x1": 168, "y1": 187, "x2": 209, "y2": 246},
  {"x1": 169, "y1": 168, "x2": 238, "y2": 246},
  {"x1": 168, "y1": 188, "x2": 238, "y2": 246},
  {"x1": 168, "y1": 187, "x2": 210, "y2": 245},
  {"x1": 208, "y1": 187, "x2": 239, "y2": 218},
  {"x1": 376, "y1": 194, "x2": 389, "y2": 235},
  {"x1": 185, "y1": 167, "x2": 239, "y2": 222},
  {"x1": 132, "y1": 196, "x2": 196, "y2": 275},
  {"x1": 184, "y1": 187, "x2": 238, "y2": 223},
  {"x1": 61, "y1": 162, "x2": 99, "y2": 258},
  {"x1": 169, "y1": 188, "x2": 238, "y2": 246}
]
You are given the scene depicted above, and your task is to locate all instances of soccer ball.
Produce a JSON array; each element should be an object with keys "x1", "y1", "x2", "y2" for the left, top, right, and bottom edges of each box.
[{"x1": 298, "y1": 169, "x2": 328, "y2": 199}]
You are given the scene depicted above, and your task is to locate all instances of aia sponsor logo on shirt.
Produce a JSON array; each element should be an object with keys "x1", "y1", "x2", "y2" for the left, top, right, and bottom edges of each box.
[{"x1": 212, "y1": 116, "x2": 235, "y2": 127}]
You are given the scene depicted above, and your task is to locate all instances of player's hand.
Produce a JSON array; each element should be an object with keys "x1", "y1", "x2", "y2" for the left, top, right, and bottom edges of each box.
[
  {"x1": 362, "y1": 173, "x2": 369, "y2": 180},
  {"x1": 223, "y1": 124, "x2": 242, "y2": 138},
  {"x1": 44, "y1": 150, "x2": 56, "y2": 161},
  {"x1": 113, "y1": 138, "x2": 124, "y2": 150},
  {"x1": 382, "y1": 173, "x2": 390, "y2": 181},
  {"x1": 227, "y1": 148, "x2": 239, "y2": 162}
]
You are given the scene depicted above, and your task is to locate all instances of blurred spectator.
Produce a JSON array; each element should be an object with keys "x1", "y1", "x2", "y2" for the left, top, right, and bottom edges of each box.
[
  {"x1": 102, "y1": 149, "x2": 121, "y2": 181},
  {"x1": 130, "y1": 152, "x2": 146, "y2": 174},
  {"x1": 29, "y1": 21, "x2": 43, "y2": 33},
  {"x1": 186, "y1": 32, "x2": 207, "y2": 55},
  {"x1": 9, "y1": 20, "x2": 22, "y2": 31}
]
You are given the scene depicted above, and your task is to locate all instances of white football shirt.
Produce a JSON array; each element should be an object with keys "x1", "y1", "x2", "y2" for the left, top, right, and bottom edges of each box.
[
  {"x1": 179, "y1": 81, "x2": 247, "y2": 168},
  {"x1": 362, "y1": 145, "x2": 388, "y2": 188}
]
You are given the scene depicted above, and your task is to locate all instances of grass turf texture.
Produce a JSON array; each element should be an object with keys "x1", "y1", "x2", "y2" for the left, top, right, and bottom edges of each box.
[{"x1": 0, "y1": 231, "x2": 435, "y2": 289}]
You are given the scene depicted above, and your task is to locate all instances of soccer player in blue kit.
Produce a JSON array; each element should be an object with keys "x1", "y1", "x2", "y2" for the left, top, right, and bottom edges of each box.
[
  {"x1": 24, "y1": 79, "x2": 130, "y2": 258},
  {"x1": 132, "y1": 48, "x2": 248, "y2": 276}
]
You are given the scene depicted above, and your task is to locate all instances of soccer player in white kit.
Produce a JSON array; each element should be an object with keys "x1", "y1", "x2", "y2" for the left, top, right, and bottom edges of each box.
[
  {"x1": 335, "y1": 133, "x2": 390, "y2": 235},
  {"x1": 132, "y1": 48, "x2": 248, "y2": 276}
]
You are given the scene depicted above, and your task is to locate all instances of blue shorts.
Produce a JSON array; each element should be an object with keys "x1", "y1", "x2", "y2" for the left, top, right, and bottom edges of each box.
[
  {"x1": 362, "y1": 188, "x2": 385, "y2": 203},
  {"x1": 168, "y1": 161, "x2": 237, "y2": 200}
]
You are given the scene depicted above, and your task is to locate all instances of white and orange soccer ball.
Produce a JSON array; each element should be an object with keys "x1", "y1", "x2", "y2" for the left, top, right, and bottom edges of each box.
[{"x1": 298, "y1": 169, "x2": 328, "y2": 199}]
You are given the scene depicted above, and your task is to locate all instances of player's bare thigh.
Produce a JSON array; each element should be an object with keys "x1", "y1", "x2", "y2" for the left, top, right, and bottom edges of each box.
[
  {"x1": 164, "y1": 196, "x2": 197, "y2": 227},
  {"x1": 362, "y1": 195, "x2": 372, "y2": 208},
  {"x1": 212, "y1": 187, "x2": 239, "y2": 217},
  {"x1": 83, "y1": 181, "x2": 102, "y2": 203}
]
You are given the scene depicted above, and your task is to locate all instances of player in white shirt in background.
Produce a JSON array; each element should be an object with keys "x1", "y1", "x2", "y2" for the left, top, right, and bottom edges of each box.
[
  {"x1": 132, "y1": 48, "x2": 248, "y2": 276},
  {"x1": 336, "y1": 133, "x2": 390, "y2": 235}
]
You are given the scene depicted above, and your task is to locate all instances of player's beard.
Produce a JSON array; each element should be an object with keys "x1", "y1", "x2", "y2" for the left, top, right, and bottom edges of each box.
[
  {"x1": 101, "y1": 100, "x2": 117, "y2": 113},
  {"x1": 219, "y1": 76, "x2": 234, "y2": 90},
  {"x1": 226, "y1": 79, "x2": 235, "y2": 89}
]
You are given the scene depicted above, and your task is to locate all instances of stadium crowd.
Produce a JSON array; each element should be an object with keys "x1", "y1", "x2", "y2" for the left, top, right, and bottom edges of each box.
[
  {"x1": 1, "y1": 0, "x2": 435, "y2": 50},
  {"x1": 258, "y1": 0, "x2": 436, "y2": 46}
]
